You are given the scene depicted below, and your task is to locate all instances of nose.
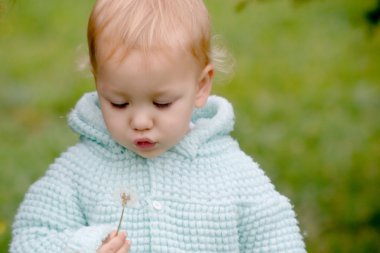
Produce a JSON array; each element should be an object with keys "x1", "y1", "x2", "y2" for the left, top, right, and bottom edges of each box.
[{"x1": 130, "y1": 111, "x2": 153, "y2": 131}]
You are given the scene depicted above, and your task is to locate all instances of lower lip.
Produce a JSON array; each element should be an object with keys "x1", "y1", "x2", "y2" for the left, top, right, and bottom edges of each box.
[{"x1": 134, "y1": 140, "x2": 156, "y2": 150}]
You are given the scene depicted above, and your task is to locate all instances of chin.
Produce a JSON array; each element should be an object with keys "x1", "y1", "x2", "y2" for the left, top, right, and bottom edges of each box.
[{"x1": 135, "y1": 149, "x2": 165, "y2": 159}]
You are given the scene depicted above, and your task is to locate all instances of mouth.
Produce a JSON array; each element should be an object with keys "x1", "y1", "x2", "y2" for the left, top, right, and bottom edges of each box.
[{"x1": 134, "y1": 138, "x2": 156, "y2": 150}]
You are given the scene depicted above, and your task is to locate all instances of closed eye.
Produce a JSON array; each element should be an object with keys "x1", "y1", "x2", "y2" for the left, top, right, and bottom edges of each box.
[
  {"x1": 111, "y1": 102, "x2": 129, "y2": 109},
  {"x1": 153, "y1": 102, "x2": 172, "y2": 109}
]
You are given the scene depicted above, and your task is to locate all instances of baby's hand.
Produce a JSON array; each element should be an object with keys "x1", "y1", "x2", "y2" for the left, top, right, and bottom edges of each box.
[{"x1": 97, "y1": 231, "x2": 131, "y2": 253}]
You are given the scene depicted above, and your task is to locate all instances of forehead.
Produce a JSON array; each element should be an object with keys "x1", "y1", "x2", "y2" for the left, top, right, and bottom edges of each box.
[
  {"x1": 95, "y1": 49, "x2": 202, "y2": 102},
  {"x1": 96, "y1": 49, "x2": 201, "y2": 87},
  {"x1": 98, "y1": 45, "x2": 200, "y2": 73}
]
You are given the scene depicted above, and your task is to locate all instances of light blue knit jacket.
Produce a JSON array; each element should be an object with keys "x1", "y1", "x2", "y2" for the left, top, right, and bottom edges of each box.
[{"x1": 11, "y1": 92, "x2": 306, "y2": 253}]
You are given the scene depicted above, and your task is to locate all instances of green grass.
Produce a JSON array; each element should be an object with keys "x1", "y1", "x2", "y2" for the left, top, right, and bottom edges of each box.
[{"x1": 1, "y1": 0, "x2": 379, "y2": 252}]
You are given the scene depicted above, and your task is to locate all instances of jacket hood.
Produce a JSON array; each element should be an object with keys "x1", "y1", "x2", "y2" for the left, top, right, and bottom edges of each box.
[{"x1": 68, "y1": 92, "x2": 235, "y2": 159}]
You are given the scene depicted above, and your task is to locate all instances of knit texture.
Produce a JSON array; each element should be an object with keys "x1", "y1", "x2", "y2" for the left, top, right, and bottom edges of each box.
[{"x1": 11, "y1": 92, "x2": 306, "y2": 253}]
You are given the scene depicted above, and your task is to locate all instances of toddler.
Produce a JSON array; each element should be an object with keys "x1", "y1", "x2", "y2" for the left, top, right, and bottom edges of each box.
[{"x1": 11, "y1": 0, "x2": 306, "y2": 252}]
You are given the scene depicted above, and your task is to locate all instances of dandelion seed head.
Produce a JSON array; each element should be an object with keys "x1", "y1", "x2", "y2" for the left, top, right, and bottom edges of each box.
[
  {"x1": 113, "y1": 186, "x2": 139, "y2": 208},
  {"x1": 120, "y1": 192, "x2": 131, "y2": 207}
]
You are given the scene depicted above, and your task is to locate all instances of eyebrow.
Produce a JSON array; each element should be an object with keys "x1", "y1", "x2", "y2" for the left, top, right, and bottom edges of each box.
[{"x1": 151, "y1": 88, "x2": 178, "y2": 97}]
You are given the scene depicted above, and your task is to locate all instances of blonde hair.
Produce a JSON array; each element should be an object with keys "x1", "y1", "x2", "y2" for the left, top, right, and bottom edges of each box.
[{"x1": 88, "y1": 0, "x2": 212, "y2": 74}]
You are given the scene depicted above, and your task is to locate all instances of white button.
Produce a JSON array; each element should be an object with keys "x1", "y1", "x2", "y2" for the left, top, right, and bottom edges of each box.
[{"x1": 152, "y1": 200, "x2": 162, "y2": 210}]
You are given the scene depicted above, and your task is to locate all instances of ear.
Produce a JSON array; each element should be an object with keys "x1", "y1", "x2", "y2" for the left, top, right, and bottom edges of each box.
[{"x1": 195, "y1": 64, "x2": 214, "y2": 108}]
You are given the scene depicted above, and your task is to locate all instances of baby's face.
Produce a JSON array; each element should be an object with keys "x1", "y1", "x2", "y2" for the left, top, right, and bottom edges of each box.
[{"x1": 95, "y1": 49, "x2": 212, "y2": 158}]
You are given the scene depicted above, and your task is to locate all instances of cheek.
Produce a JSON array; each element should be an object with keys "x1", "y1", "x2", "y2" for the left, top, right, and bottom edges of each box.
[
  {"x1": 104, "y1": 118, "x2": 128, "y2": 144},
  {"x1": 101, "y1": 108, "x2": 126, "y2": 136},
  {"x1": 163, "y1": 105, "x2": 193, "y2": 131}
]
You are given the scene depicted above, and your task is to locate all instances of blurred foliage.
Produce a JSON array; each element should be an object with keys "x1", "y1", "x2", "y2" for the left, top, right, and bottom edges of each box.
[
  {"x1": 235, "y1": 0, "x2": 311, "y2": 12},
  {"x1": 365, "y1": 0, "x2": 380, "y2": 26},
  {"x1": 1, "y1": 0, "x2": 380, "y2": 252}
]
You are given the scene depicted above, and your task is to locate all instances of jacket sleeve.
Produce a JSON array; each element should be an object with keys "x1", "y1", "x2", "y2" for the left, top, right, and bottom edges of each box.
[
  {"x1": 237, "y1": 193, "x2": 306, "y2": 253},
  {"x1": 10, "y1": 162, "x2": 113, "y2": 253}
]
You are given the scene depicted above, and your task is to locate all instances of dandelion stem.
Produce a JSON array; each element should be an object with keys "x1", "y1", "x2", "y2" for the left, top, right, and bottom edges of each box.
[
  {"x1": 116, "y1": 205, "x2": 125, "y2": 235},
  {"x1": 116, "y1": 192, "x2": 130, "y2": 235}
]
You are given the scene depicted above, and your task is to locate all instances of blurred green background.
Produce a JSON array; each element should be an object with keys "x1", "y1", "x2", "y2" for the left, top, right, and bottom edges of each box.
[{"x1": 1, "y1": 0, "x2": 379, "y2": 252}]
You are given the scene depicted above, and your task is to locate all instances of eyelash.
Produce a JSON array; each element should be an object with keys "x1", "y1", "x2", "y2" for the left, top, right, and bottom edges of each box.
[
  {"x1": 110, "y1": 102, "x2": 172, "y2": 109},
  {"x1": 111, "y1": 102, "x2": 129, "y2": 109},
  {"x1": 153, "y1": 102, "x2": 172, "y2": 109}
]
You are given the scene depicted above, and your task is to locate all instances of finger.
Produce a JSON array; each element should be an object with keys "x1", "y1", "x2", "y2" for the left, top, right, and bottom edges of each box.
[
  {"x1": 109, "y1": 231, "x2": 118, "y2": 238},
  {"x1": 101, "y1": 231, "x2": 117, "y2": 245},
  {"x1": 116, "y1": 240, "x2": 131, "y2": 253},
  {"x1": 100, "y1": 232, "x2": 127, "y2": 253}
]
